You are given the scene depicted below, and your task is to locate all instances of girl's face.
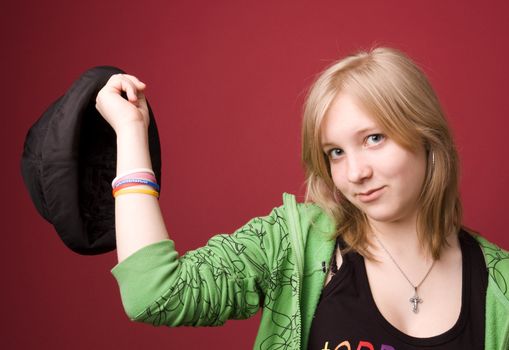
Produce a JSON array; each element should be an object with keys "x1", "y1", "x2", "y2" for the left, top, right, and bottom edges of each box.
[{"x1": 320, "y1": 92, "x2": 427, "y2": 227}]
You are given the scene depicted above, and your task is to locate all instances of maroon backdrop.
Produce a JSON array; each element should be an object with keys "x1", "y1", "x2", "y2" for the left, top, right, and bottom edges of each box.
[{"x1": 2, "y1": 0, "x2": 509, "y2": 348}]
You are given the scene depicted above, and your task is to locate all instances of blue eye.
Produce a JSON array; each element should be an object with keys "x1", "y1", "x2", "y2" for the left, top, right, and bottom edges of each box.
[
  {"x1": 366, "y1": 134, "x2": 385, "y2": 145},
  {"x1": 327, "y1": 148, "x2": 343, "y2": 159}
]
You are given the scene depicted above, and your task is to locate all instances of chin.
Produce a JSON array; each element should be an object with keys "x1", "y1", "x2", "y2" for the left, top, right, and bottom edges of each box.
[
  {"x1": 362, "y1": 207, "x2": 403, "y2": 224},
  {"x1": 365, "y1": 214, "x2": 396, "y2": 223},
  {"x1": 365, "y1": 209, "x2": 413, "y2": 225}
]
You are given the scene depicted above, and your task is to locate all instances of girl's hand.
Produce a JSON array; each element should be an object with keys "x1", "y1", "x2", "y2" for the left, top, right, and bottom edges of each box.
[{"x1": 95, "y1": 74, "x2": 149, "y2": 134}]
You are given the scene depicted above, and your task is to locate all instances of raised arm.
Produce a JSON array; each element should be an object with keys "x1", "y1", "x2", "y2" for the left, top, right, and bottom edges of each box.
[
  {"x1": 95, "y1": 74, "x2": 169, "y2": 262},
  {"x1": 96, "y1": 74, "x2": 297, "y2": 334}
]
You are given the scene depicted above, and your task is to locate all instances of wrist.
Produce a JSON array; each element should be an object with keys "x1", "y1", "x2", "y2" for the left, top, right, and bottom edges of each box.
[
  {"x1": 115, "y1": 120, "x2": 149, "y2": 136},
  {"x1": 115, "y1": 122, "x2": 152, "y2": 174}
]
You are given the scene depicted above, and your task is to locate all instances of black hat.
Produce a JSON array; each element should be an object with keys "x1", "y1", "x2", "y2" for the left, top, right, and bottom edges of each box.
[{"x1": 20, "y1": 66, "x2": 162, "y2": 255}]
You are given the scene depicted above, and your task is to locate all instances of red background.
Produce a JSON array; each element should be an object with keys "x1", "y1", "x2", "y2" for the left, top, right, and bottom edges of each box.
[{"x1": 2, "y1": 0, "x2": 509, "y2": 348}]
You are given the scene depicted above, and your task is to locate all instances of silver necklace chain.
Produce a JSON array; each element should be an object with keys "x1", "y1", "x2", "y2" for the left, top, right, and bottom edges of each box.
[{"x1": 373, "y1": 234, "x2": 435, "y2": 314}]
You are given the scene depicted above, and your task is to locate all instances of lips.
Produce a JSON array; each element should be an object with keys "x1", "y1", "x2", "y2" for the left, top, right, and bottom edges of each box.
[{"x1": 356, "y1": 186, "x2": 385, "y2": 203}]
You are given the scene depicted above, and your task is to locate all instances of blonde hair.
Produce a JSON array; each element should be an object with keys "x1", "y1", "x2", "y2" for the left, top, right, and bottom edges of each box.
[{"x1": 302, "y1": 47, "x2": 461, "y2": 259}]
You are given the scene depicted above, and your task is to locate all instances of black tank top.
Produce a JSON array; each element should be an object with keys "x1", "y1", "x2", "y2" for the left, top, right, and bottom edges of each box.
[{"x1": 308, "y1": 230, "x2": 488, "y2": 349}]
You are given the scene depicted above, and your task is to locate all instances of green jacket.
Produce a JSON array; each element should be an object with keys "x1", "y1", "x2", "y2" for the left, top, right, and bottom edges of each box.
[{"x1": 111, "y1": 193, "x2": 509, "y2": 349}]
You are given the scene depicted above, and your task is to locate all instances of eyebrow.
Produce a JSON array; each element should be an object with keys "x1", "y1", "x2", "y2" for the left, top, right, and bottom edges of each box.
[
  {"x1": 321, "y1": 126, "x2": 379, "y2": 149},
  {"x1": 321, "y1": 142, "x2": 338, "y2": 150}
]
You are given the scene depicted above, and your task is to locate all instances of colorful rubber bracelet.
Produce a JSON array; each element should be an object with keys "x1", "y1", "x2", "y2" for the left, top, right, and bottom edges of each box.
[
  {"x1": 112, "y1": 168, "x2": 155, "y2": 188},
  {"x1": 113, "y1": 188, "x2": 160, "y2": 198},
  {"x1": 112, "y1": 172, "x2": 157, "y2": 188},
  {"x1": 113, "y1": 178, "x2": 160, "y2": 191},
  {"x1": 112, "y1": 183, "x2": 159, "y2": 196}
]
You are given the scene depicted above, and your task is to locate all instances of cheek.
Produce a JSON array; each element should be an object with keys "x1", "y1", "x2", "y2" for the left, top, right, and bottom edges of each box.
[
  {"x1": 387, "y1": 150, "x2": 427, "y2": 191},
  {"x1": 330, "y1": 165, "x2": 350, "y2": 194}
]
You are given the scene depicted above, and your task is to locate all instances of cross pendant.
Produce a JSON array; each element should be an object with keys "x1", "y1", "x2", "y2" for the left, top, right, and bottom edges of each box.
[{"x1": 409, "y1": 289, "x2": 422, "y2": 314}]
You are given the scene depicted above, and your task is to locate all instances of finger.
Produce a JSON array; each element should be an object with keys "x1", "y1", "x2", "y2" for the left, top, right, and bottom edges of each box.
[
  {"x1": 104, "y1": 74, "x2": 143, "y2": 103},
  {"x1": 110, "y1": 76, "x2": 138, "y2": 103},
  {"x1": 137, "y1": 94, "x2": 148, "y2": 112},
  {"x1": 121, "y1": 79, "x2": 139, "y2": 102},
  {"x1": 123, "y1": 74, "x2": 146, "y2": 90}
]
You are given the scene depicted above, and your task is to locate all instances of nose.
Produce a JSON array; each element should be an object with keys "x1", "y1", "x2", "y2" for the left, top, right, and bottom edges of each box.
[{"x1": 346, "y1": 153, "x2": 372, "y2": 183}]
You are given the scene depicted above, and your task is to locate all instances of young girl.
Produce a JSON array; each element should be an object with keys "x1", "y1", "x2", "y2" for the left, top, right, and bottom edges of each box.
[{"x1": 96, "y1": 47, "x2": 509, "y2": 349}]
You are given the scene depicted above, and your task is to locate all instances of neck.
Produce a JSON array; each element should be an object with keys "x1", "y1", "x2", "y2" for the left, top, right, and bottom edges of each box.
[{"x1": 367, "y1": 214, "x2": 430, "y2": 261}]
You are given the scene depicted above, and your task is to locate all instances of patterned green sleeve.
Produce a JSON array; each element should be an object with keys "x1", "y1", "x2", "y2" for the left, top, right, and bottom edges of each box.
[{"x1": 111, "y1": 206, "x2": 290, "y2": 327}]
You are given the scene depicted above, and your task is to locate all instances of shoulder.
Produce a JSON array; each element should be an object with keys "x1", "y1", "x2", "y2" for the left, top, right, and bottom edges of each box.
[
  {"x1": 471, "y1": 232, "x2": 509, "y2": 299},
  {"x1": 281, "y1": 193, "x2": 335, "y2": 235},
  {"x1": 472, "y1": 234, "x2": 509, "y2": 265}
]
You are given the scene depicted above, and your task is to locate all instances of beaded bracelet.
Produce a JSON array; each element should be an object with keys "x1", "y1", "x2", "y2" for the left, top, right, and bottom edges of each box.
[
  {"x1": 111, "y1": 168, "x2": 155, "y2": 188},
  {"x1": 113, "y1": 172, "x2": 157, "y2": 187},
  {"x1": 113, "y1": 178, "x2": 160, "y2": 191}
]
